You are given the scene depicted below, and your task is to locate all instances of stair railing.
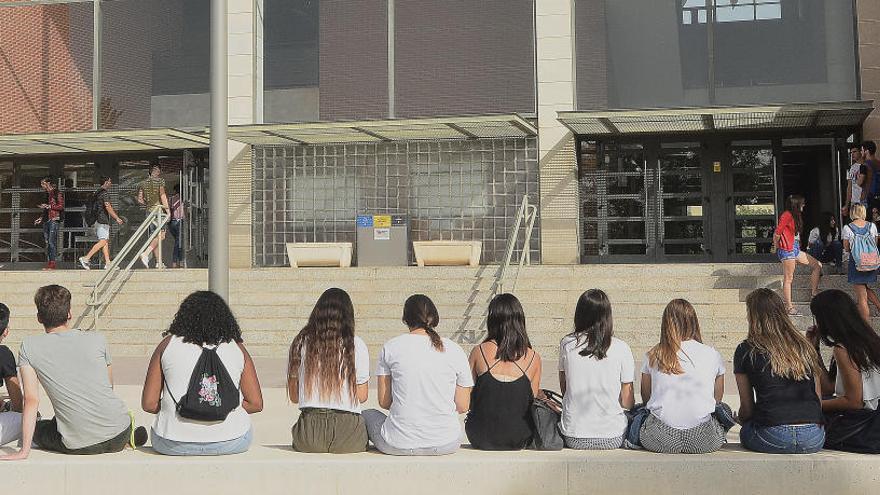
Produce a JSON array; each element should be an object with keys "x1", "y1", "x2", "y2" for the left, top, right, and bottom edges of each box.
[{"x1": 495, "y1": 196, "x2": 538, "y2": 294}]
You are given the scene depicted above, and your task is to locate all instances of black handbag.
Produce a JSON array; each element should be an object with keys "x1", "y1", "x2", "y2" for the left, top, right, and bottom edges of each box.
[
  {"x1": 824, "y1": 408, "x2": 880, "y2": 454},
  {"x1": 530, "y1": 389, "x2": 564, "y2": 450}
]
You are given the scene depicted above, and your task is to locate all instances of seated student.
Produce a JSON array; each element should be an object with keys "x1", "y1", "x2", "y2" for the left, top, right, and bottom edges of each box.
[
  {"x1": 363, "y1": 294, "x2": 473, "y2": 456},
  {"x1": 734, "y1": 289, "x2": 824, "y2": 454},
  {"x1": 0, "y1": 303, "x2": 23, "y2": 447},
  {"x1": 633, "y1": 299, "x2": 733, "y2": 454},
  {"x1": 558, "y1": 289, "x2": 635, "y2": 450},
  {"x1": 142, "y1": 291, "x2": 263, "y2": 456},
  {"x1": 1, "y1": 285, "x2": 147, "y2": 460},
  {"x1": 807, "y1": 212, "x2": 843, "y2": 268},
  {"x1": 809, "y1": 289, "x2": 880, "y2": 453},
  {"x1": 288, "y1": 288, "x2": 369, "y2": 453},
  {"x1": 465, "y1": 293, "x2": 542, "y2": 450}
]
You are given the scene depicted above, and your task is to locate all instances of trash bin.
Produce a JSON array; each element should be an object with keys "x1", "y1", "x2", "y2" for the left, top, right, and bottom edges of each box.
[{"x1": 356, "y1": 214, "x2": 409, "y2": 266}]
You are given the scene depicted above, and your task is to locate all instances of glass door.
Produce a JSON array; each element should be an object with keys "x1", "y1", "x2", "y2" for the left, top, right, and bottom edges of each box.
[
  {"x1": 657, "y1": 142, "x2": 710, "y2": 260},
  {"x1": 725, "y1": 141, "x2": 777, "y2": 261}
]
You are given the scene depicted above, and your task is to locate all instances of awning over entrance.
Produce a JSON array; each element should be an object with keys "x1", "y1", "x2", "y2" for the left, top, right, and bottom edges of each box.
[
  {"x1": 0, "y1": 129, "x2": 210, "y2": 156},
  {"x1": 223, "y1": 114, "x2": 538, "y2": 145},
  {"x1": 557, "y1": 101, "x2": 875, "y2": 136}
]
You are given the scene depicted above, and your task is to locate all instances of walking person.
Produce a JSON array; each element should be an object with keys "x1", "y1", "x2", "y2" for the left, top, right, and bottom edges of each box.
[
  {"x1": 136, "y1": 163, "x2": 170, "y2": 269},
  {"x1": 842, "y1": 145, "x2": 868, "y2": 218},
  {"x1": 773, "y1": 194, "x2": 822, "y2": 316},
  {"x1": 734, "y1": 289, "x2": 824, "y2": 454},
  {"x1": 288, "y1": 288, "x2": 370, "y2": 454},
  {"x1": 558, "y1": 289, "x2": 635, "y2": 450},
  {"x1": 33, "y1": 177, "x2": 64, "y2": 270},
  {"x1": 141, "y1": 291, "x2": 263, "y2": 456},
  {"x1": 363, "y1": 294, "x2": 473, "y2": 456},
  {"x1": 807, "y1": 212, "x2": 843, "y2": 270},
  {"x1": 79, "y1": 177, "x2": 124, "y2": 270},
  {"x1": 465, "y1": 293, "x2": 542, "y2": 451},
  {"x1": 842, "y1": 203, "x2": 880, "y2": 322},
  {"x1": 168, "y1": 184, "x2": 185, "y2": 268}
]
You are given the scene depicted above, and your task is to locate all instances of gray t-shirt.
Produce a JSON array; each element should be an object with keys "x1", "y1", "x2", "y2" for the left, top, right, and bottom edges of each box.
[{"x1": 19, "y1": 330, "x2": 130, "y2": 450}]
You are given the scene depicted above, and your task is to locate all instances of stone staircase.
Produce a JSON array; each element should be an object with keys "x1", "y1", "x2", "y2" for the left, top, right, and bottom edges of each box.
[{"x1": 0, "y1": 263, "x2": 863, "y2": 361}]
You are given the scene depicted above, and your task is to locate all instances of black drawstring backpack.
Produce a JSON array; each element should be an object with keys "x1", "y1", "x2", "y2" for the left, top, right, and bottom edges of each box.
[{"x1": 165, "y1": 347, "x2": 240, "y2": 422}]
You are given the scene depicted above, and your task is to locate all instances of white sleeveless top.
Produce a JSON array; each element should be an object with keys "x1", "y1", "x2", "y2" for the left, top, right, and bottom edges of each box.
[{"x1": 153, "y1": 336, "x2": 251, "y2": 442}]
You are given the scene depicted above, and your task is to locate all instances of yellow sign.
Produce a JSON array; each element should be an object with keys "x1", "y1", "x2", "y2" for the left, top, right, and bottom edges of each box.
[
  {"x1": 373, "y1": 215, "x2": 391, "y2": 228},
  {"x1": 713, "y1": 161, "x2": 721, "y2": 173}
]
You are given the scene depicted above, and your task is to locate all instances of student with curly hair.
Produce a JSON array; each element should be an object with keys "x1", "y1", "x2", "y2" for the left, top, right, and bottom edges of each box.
[
  {"x1": 141, "y1": 291, "x2": 263, "y2": 455},
  {"x1": 288, "y1": 288, "x2": 370, "y2": 453}
]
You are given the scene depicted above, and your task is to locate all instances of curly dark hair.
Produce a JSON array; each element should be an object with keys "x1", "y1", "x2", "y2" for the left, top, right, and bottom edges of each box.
[{"x1": 165, "y1": 291, "x2": 242, "y2": 346}]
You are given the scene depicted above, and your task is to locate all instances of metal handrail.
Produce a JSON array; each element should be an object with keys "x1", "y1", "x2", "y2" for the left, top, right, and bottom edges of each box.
[
  {"x1": 496, "y1": 196, "x2": 538, "y2": 294},
  {"x1": 75, "y1": 206, "x2": 170, "y2": 330}
]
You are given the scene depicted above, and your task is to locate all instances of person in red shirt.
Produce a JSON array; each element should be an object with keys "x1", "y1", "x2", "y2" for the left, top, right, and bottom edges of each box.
[
  {"x1": 33, "y1": 178, "x2": 64, "y2": 270},
  {"x1": 773, "y1": 194, "x2": 822, "y2": 315}
]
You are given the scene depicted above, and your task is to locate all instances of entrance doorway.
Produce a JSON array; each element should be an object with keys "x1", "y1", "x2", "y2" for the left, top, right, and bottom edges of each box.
[{"x1": 578, "y1": 136, "x2": 842, "y2": 263}]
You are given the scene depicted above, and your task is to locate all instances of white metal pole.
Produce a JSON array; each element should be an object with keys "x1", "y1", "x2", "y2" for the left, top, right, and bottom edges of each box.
[{"x1": 209, "y1": 0, "x2": 229, "y2": 300}]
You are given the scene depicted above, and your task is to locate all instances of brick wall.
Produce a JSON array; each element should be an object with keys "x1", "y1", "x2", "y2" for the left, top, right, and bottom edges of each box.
[
  {"x1": 0, "y1": 2, "x2": 93, "y2": 134},
  {"x1": 860, "y1": 0, "x2": 880, "y2": 140}
]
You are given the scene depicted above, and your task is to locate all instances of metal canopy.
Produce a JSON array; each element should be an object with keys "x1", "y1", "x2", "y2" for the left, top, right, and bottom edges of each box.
[
  {"x1": 0, "y1": 128, "x2": 210, "y2": 156},
  {"x1": 223, "y1": 114, "x2": 538, "y2": 146},
  {"x1": 557, "y1": 101, "x2": 875, "y2": 136}
]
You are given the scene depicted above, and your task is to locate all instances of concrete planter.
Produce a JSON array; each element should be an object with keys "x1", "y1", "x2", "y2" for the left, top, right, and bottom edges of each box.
[
  {"x1": 412, "y1": 240, "x2": 482, "y2": 267},
  {"x1": 285, "y1": 242, "x2": 352, "y2": 268}
]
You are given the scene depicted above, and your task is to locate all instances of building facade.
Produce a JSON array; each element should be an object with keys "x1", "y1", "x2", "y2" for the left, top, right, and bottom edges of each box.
[{"x1": 0, "y1": 0, "x2": 878, "y2": 267}]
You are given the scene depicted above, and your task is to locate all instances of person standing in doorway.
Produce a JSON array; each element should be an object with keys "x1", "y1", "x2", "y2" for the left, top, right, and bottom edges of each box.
[
  {"x1": 168, "y1": 184, "x2": 185, "y2": 268},
  {"x1": 33, "y1": 178, "x2": 64, "y2": 271},
  {"x1": 863, "y1": 141, "x2": 879, "y2": 212},
  {"x1": 136, "y1": 164, "x2": 170, "y2": 269},
  {"x1": 843, "y1": 145, "x2": 868, "y2": 218},
  {"x1": 79, "y1": 177, "x2": 124, "y2": 270},
  {"x1": 773, "y1": 194, "x2": 822, "y2": 316}
]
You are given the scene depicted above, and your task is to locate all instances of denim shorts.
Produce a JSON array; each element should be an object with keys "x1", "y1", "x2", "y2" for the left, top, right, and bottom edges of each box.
[
  {"x1": 95, "y1": 223, "x2": 110, "y2": 241},
  {"x1": 777, "y1": 240, "x2": 801, "y2": 261}
]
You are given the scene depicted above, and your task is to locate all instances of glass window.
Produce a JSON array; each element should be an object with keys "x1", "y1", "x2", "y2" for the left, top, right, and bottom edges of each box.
[{"x1": 575, "y1": 0, "x2": 857, "y2": 110}]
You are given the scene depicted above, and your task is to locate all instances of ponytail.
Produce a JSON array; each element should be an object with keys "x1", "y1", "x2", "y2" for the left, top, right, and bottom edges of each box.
[
  {"x1": 424, "y1": 326, "x2": 445, "y2": 352},
  {"x1": 403, "y1": 294, "x2": 444, "y2": 352}
]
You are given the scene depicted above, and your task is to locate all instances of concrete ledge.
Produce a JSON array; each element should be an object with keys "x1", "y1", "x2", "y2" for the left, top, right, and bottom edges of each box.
[
  {"x1": 413, "y1": 241, "x2": 481, "y2": 267},
  {"x1": 285, "y1": 242, "x2": 352, "y2": 268},
  {"x1": 1, "y1": 444, "x2": 878, "y2": 495}
]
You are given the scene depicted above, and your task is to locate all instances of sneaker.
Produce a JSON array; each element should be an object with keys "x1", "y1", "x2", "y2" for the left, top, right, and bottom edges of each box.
[
  {"x1": 140, "y1": 252, "x2": 151, "y2": 268},
  {"x1": 41, "y1": 261, "x2": 56, "y2": 271},
  {"x1": 132, "y1": 426, "x2": 148, "y2": 448},
  {"x1": 78, "y1": 257, "x2": 90, "y2": 270}
]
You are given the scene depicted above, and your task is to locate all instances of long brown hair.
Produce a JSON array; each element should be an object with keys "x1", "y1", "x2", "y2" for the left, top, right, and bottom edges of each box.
[
  {"x1": 287, "y1": 288, "x2": 357, "y2": 403},
  {"x1": 785, "y1": 194, "x2": 805, "y2": 235},
  {"x1": 745, "y1": 288, "x2": 820, "y2": 379},
  {"x1": 403, "y1": 294, "x2": 444, "y2": 351},
  {"x1": 486, "y1": 293, "x2": 530, "y2": 362},
  {"x1": 647, "y1": 299, "x2": 702, "y2": 375}
]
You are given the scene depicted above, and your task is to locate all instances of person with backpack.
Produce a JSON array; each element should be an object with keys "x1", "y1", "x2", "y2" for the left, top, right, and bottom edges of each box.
[
  {"x1": 141, "y1": 291, "x2": 263, "y2": 456},
  {"x1": 288, "y1": 288, "x2": 370, "y2": 453},
  {"x1": 842, "y1": 203, "x2": 880, "y2": 323},
  {"x1": 79, "y1": 177, "x2": 124, "y2": 270},
  {"x1": 773, "y1": 194, "x2": 822, "y2": 316},
  {"x1": 33, "y1": 177, "x2": 64, "y2": 270},
  {"x1": 808, "y1": 290, "x2": 880, "y2": 453}
]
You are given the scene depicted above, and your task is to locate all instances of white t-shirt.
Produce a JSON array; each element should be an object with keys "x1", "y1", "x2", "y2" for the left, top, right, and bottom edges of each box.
[
  {"x1": 641, "y1": 340, "x2": 725, "y2": 429},
  {"x1": 808, "y1": 227, "x2": 839, "y2": 246},
  {"x1": 375, "y1": 333, "x2": 474, "y2": 449},
  {"x1": 558, "y1": 335, "x2": 634, "y2": 439},
  {"x1": 835, "y1": 364, "x2": 880, "y2": 410},
  {"x1": 843, "y1": 222, "x2": 879, "y2": 243},
  {"x1": 297, "y1": 336, "x2": 370, "y2": 413},
  {"x1": 154, "y1": 336, "x2": 251, "y2": 442},
  {"x1": 850, "y1": 163, "x2": 865, "y2": 204}
]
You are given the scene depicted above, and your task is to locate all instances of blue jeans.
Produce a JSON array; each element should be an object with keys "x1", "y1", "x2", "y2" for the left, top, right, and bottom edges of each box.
[
  {"x1": 168, "y1": 219, "x2": 183, "y2": 263},
  {"x1": 150, "y1": 428, "x2": 252, "y2": 456},
  {"x1": 43, "y1": 219, "x2": 59, "y2": 262},
  {"x1": 808, "y1": 239, "x2": 843, "y2": 265},
  {"x1": 740, "y1": 422, "x2": 824, "y2": 454}
]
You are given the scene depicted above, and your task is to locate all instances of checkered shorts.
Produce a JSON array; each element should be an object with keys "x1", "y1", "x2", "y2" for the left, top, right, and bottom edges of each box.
[
  {"x1": 639, "y1": 414, "x2": 727, "y2": 454},
  {"x1": 563, "y1": 434, "x2": 625, "y2": 450}
]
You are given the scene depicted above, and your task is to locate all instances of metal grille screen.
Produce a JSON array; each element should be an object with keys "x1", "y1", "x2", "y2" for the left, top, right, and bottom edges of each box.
[{"x1": 253, "y1": 138, "x2": 540, "y2": 266}]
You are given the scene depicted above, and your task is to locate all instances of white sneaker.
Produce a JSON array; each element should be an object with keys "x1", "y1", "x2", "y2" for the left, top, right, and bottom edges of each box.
[
  {"x1": 140, "y1": 252, "x2": 151, "y2": 268},
  {"x1": 78, "y1": 257, "x2": 90, "y2": 270}
]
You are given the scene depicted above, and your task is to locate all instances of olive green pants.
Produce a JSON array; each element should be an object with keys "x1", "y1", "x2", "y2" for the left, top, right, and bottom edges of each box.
[{"x1": 291, "y1": 408, "x2": 368, "y2": 454}]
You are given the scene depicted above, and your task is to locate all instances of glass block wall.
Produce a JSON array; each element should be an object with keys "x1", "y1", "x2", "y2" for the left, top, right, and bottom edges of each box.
[{"x1": 253, "y1": 138, "x2": 540, "y2": 266}]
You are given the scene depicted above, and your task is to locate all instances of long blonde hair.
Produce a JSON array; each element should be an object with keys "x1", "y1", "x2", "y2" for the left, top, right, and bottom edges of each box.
[
  {"x1": 745, "y1": 288, "x2": 820, "y2": 379},
  {"x1": 647, "y1": 299, "x2": 702, "y2": 375}
]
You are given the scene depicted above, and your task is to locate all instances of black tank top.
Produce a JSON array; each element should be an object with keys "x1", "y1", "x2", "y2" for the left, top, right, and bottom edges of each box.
[{"x1": 465, "y1": 345, "x2": 535, "y2": 450}]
